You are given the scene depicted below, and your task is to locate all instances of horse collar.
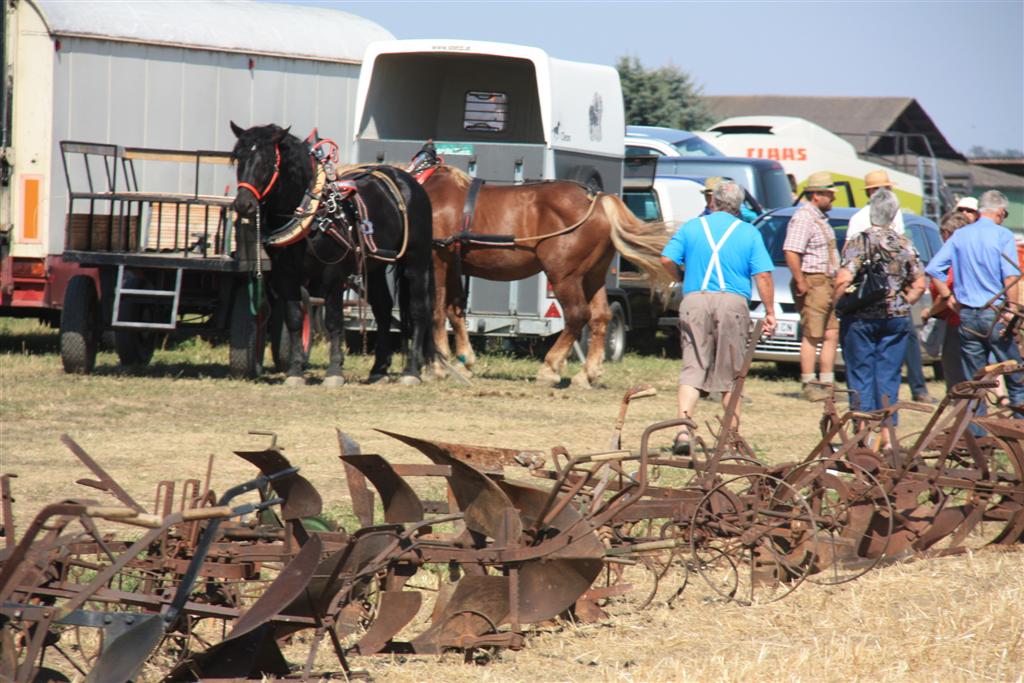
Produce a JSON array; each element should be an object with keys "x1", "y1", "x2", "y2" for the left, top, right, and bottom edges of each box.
[{"x1": 238, "y1": 144, "x2": 281, "y2": 201}]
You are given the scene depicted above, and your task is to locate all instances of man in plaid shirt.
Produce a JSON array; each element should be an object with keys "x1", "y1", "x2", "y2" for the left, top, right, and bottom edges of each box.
[{"x1": 783, "y1": 172, "x2": 842, "y2": 401}]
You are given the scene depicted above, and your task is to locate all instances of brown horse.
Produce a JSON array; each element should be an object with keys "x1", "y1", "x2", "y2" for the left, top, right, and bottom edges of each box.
[{"x1": 421, "y1": 165, "x2": 670, "y2": 387}]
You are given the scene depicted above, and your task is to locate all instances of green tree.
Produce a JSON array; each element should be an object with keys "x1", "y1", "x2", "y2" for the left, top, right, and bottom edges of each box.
[{"x1": 617, "y1": 55, "x2": 714, "y2": 130}]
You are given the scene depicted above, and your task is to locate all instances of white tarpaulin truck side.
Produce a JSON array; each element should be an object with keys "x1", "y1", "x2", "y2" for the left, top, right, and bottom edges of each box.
[
  {"x1": 0, "y1": 0, "x2": 390, "y2": 322},
  {"x1": 351, "y1": 40, "x2": 634, "y2": 354}
]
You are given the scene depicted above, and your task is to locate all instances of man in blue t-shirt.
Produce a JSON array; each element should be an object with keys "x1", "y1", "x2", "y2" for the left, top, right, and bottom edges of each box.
[
  {"x1": 925, "y1": 189, "x2": 1023, "y2": 406},
  {"x1": 660, "y1": 181, "x2": 776, "y2": 454}
]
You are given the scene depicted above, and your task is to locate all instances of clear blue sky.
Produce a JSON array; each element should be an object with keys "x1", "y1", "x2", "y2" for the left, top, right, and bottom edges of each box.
[{"x1": 284, "y1": 0, "x2": 1024, "y2": 155}]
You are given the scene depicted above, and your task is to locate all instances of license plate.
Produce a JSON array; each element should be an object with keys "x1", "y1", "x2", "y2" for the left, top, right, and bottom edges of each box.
[
  {"x1": 772, "y1": 320, "x2": 798, "y2": 339},
  {"x1": 435, "y1": 143, "x2": 475, "y2": 156}
]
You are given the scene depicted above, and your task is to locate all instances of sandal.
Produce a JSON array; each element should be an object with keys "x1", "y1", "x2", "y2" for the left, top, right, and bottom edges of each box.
[{"x1": 672, "y1": 432, "x2": 691, "y2": 456}]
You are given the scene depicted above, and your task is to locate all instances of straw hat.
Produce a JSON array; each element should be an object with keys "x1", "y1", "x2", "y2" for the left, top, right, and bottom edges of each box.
[
  {"x1": 864, "y1": 169, "x2": 896, "y2": 190},
  {"x1": 703, "y1": 176, "x2": 724, "y2": 194},
  {"x1": 805, "y1": 171, "x2": 841, "y2": 192},
  {"x1": 955, "y1": 197, "x2": 979, "y2": 212}
]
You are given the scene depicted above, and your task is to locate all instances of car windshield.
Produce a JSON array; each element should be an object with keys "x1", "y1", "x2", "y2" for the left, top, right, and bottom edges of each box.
[
  {"x1": 758, "y1": 214, "x2": 849, "y2": 265},
  {"x1": 669, "y1": 136, "x2": 722, "y2": 157}
]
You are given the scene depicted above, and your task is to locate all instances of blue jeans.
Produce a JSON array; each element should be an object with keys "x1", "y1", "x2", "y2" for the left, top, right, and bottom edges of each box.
[
  {"x1": 958, "y1": 307, "x2": 1024, "y2": 406},
  {"x1": 903, "y1": 326, "x2": 928, "y2": 397},
  {"x1": 841, "y1": 316, "x2": 911, "y2": 424}
]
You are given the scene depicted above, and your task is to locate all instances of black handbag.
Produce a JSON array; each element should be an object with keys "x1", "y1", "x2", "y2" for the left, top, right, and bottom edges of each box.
[{"x1": 836, "y1": 233, "x2": 889, "y2": 315}]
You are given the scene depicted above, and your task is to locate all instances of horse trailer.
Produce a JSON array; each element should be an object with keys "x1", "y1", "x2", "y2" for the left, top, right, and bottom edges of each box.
[
  {"x1": 0, "y1": 0, "x2": 391, "y2": 332},
  {"x1": 350, "y1": 39, "x2": 641, "y2": 361}
]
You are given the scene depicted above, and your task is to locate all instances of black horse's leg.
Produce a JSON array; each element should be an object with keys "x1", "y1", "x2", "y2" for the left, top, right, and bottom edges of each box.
[
  {"x1": 279, "y1": 277, "x2": 307, "y2": 386},
  {"x1": 400, "y1": 261, "x2": 434, "y2": 382},
  {"x1": 367, "y1": 268, "x2": 393, "y2": 383},
  {"x1": 323, "y1": 281, "x2": 346, "y2": 387}
]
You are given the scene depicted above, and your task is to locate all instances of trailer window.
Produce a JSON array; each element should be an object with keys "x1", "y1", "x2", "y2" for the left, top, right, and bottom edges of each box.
[{"x1": 464, "y1": 91, "x2": 508, "y2": 133}]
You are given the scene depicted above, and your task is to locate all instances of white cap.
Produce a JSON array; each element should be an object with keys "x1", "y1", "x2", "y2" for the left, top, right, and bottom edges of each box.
[{"x1": 955, "y1": 197, "x2": 979, "y2": 212}]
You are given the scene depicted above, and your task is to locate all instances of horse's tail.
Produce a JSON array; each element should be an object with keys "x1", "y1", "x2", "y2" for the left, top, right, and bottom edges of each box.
[{"x1": 599, "y1": 194, "x2": 674, "y2": 289}]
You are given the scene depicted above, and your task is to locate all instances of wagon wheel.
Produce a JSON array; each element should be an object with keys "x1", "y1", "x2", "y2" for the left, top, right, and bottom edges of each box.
[
  {"x1": 690, "y1": 473, "x2": 820, "y2": 605},
  {"x1": 334, "y1": 574, "x2": 384, "y2": 650},
  {"x1": 60, "y1": 274, "x2": 100, "y2": 374},
  {"x1": 229, "y1": 283, "x2": 267, "y2": 379},
  {"x1": 780, "y1": 457, "x2": 894, "y2": 584},
  {"x1": 114, "y1": 274, "x2": 157, "y2": 367}
]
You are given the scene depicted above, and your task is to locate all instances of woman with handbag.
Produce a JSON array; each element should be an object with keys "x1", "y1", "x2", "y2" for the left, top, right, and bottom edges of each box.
[{"x1": 833, "y1": 189, "x2": 926, "y2": 450}]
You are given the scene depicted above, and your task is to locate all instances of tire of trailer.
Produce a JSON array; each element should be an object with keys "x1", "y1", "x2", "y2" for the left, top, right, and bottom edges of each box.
[
  {"x1": 605, "y1": 301, "x2": 627, "y2": 363},
  {"x1": 567, "y1": 165, "x2": 604, "y2": 193},
  {"x1": 270, "y1": 289, "x2": 313, "y2": 373},
  {"x1": 229, "y1": 286, "x2": 265, "y2": 380},
  {"x1": 579, "y1": 301, "x2": 627, "y2": 363},
  {"x1": 60, "y1": 275, "x2": 100, "y2": 374},
  {"x1": 114, "y1": 277, "x2": 156, "y2": 367}
]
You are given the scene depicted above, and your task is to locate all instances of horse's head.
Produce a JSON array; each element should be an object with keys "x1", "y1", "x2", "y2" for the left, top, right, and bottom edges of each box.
[{"x1": 229, "y1": 121, "x2": 291, "y2": 218}]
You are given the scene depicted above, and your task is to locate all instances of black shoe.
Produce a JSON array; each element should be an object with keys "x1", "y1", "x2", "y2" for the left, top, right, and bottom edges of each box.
[
  {"x1": 912, "y1": 393, "x2": 938, "y2": 405},
  {"x1": 672, "y1": 437, "x2": 691, "y2": 456}
]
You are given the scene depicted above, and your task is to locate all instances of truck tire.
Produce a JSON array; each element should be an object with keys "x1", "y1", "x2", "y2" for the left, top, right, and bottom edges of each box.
[
  {"x1": 60, "y1": 275, "x2": 100, "y2": 374},
  {"x1": 229, "y1": 287, "x2": 265, "y2": 380},
  {"x1": 567, "y1": 165, "x2": 603, "y2": 193},
  {"x1": 270, "y1": 289, "x2": 312, "y2": 372},
  {"x1": 605, "y1": 302, "x2": 627, "y2": 363},
  {"x1": 114, "y1": 276, "x2": 156, "y2": 367}
]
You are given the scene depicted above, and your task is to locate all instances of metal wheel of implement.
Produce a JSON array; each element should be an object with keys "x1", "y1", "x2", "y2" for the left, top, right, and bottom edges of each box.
[
  {"x1": 781, "y1": 457, "x2": 894, "y2": 585},
  {"x1": 690, "y1": 473, "x2": 820, "y2": 605},
  {"x1": 60, "y1": 274, "x2": 100, "y2": 374}
]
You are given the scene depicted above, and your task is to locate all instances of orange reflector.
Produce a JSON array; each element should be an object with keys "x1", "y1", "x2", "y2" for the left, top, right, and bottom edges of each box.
[
  {"x1": 545, "y1": 281, "x2": 555, "y2": 298},
  {"x1": 22, "y1": 176, "x2": 41, "y2": 241},
  {"x1": 544, "y1": 303, "x2": 561, "y2": 319},
  {"x1": 12, "y1": 259, "x2": 46, "y2": 278}
]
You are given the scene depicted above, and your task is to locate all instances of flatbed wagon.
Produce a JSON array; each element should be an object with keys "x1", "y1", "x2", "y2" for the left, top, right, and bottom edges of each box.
[{"x1": 57, "y1": 140, "x2": 272, "y2": 377}]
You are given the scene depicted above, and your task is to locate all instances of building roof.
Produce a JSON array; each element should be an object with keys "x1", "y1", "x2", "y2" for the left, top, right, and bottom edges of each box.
[
  {"x1": 969, "y1": 158, "x2": 1024, "y2": 178},
  {"x1": 32, "y1": 0, "x2": 393, "y2": 64},
  {"x1": 937, "y1": 158, "x2": 1024, "y2": 191},
  {"x1": 704, "y1": 95, "x2": 963, "y2": 161}
]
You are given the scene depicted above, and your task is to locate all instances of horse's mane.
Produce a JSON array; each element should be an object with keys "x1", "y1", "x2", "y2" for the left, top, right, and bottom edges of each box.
[{"x1": 438, "y1": 165, "x2": 472, "y2": 189}]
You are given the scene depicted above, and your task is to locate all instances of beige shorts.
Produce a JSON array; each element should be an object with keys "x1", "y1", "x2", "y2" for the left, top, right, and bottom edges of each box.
[
  {"x1": 792, "y1": 273, "x2": 838, "y2": 339},
  {"x1": 677, "y1": 291, "x2": 751, "y2": 393}
]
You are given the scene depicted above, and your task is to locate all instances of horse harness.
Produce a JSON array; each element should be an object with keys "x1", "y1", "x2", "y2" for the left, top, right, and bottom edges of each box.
[{"x1": 259, "y1": 133, "x2": 410, "y2": 267}]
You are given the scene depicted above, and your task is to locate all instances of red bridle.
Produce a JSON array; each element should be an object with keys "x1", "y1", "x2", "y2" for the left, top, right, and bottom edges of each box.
[{"x1": 237, "y1": 144, "x2": 281, "y2": 201}]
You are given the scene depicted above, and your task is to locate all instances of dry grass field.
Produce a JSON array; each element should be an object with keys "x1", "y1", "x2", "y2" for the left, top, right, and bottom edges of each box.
[{"x1": 1, "y1": 319, "x2": 1021, "y2": 682}]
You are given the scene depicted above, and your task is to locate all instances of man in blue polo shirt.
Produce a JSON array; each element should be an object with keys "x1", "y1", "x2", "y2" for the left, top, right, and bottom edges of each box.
[
  {"x1": 925, "y1": 189, "x2": 1023, "y2": 406},
  {"x1": 660, "y1": 181, "x2": 776, "y2": 454}
]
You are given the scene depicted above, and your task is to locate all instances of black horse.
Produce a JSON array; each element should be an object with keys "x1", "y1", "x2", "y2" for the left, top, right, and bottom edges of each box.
[{"x1": 229, "y1": 122, "x2": 435, "y2": 385}]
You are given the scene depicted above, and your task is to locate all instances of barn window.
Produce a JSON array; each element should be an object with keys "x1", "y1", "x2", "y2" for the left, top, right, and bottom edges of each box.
[{"x1": 463, "y1": 91, "x2": 508, "y2": 133}]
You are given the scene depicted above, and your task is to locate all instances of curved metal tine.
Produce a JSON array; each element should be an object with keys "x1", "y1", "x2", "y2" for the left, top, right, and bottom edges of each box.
[
  {"x1": 610, "y1": 383, "x2": 658, "y2": 450},
  {"x1": 61, "y1": 435, "x2": 146, "y2": 513},
  {"x1": 340, "y1": 454, "x2": 425, "y2": 523},
  {"x1": 102, "y1": 473, "x2": 290, "y2": 682},
  {"x1": 377, "y1": 430, "x2": 522, "y2": 546},
  {"x1": 0, "y1": 503, "x2": 87, "y2": 602}
]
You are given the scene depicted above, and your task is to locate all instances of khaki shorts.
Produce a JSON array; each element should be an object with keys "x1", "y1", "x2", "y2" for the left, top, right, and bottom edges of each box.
[
  {"x1": 677, "y1": 291, "x2": 750, "y2": 393},
  {"x1": 792, "y1": 273, "x2": 838, "y2": 339}
]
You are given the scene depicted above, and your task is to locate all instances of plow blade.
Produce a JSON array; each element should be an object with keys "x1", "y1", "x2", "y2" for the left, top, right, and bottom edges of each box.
[
  {"x1": 379, "y1": 430, "x2": 523, "y2": 545},
  {"x1": 234, "y1": 449, "x2": 322, "y2": 521},
  {"x1": 340, "y1": 453, "x2": 425, "y2": 523},
  {"x1": 351, "y1": 590, "x2": 423, "y2": 654},
  {"x1": 162, "y1": 623, "x2": 290, "y2": 682},
  {"x1": 410, "y1": 575, "x2": 510, "y2": 653}
]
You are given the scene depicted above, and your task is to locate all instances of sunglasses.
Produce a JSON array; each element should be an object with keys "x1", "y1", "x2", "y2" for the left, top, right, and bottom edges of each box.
[{"x1": 957, "y1": 207, "x2": 978, "y2": 214}]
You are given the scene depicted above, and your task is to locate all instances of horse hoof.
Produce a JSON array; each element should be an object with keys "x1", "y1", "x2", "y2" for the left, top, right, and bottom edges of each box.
[
  {"x1": 571, "y1": 371, "x2": 593, "y2": 389},
  {"x1": 323, "y1": 375, "x2": 346, "y2": 388},
  {"x1": 453, "y1": 361, "x2": 474, "y2": 379},
  {"x1": 367, "y1": 373, "x2": 388, "y2": 385},
  {"x1": 399, "y1": 374, "x2": 422, "y2": 387},
  {"x1": 535, "y1": 366, "x2": 561, "y2": 386},
  {"x1": 284, "y1": 375, "x2": 307, "y2": 387}
]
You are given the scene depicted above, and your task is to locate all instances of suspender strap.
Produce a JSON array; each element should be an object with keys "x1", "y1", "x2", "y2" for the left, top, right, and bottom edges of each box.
[{"x1": 700, "y1": 217, "x2": 741, "y2": 291}]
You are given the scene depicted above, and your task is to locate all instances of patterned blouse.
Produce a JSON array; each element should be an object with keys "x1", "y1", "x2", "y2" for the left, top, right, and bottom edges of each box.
[{"x1": 839, "y1": 227, "x2": 924, "y2": 318}]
